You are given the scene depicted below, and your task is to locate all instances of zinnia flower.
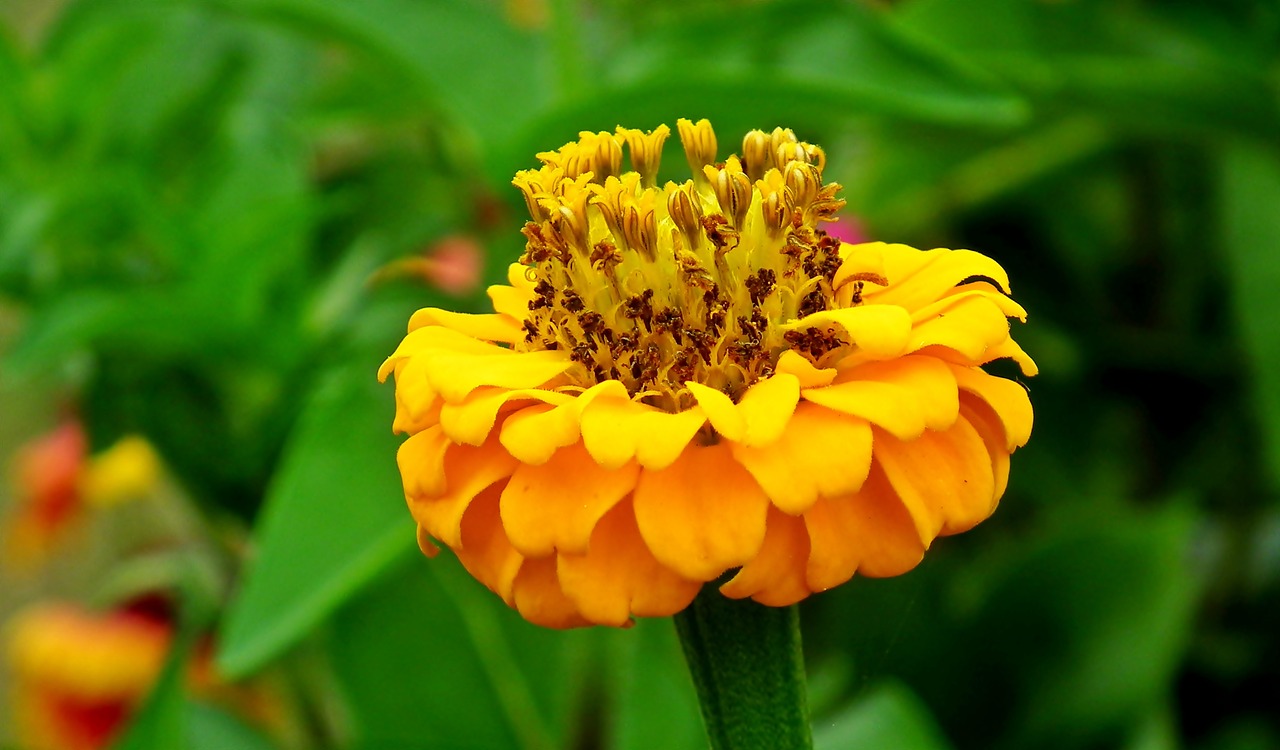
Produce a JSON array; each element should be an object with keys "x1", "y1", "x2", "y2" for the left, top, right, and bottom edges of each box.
[
  {"x1": 4, "y1": 426, "x2": 161, "y2": 567},
  {"x1": 379, "y1": 120, "x2": 1035, "y2": 628},
  {"x1": 6, "y1": 603, "x2": 171, "y2": 750}
]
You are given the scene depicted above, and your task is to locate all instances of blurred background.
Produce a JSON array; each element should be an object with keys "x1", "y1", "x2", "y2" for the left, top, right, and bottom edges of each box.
[{"x1": 1, "y1": 0, "x2": 1279, "y2": 748}]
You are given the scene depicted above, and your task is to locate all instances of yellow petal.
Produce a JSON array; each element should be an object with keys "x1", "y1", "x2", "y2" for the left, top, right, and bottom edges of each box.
[
  {"x1": 633, "y1": 443, "x2": 769, "y2": 581},
  {"x1": 409, "y1": 437, "x2": 518, "y2": 549},
  {"x1": 499, "y1": 403, "x2": 580, "y2": 465},
  {"x1": 500, "y1": 442, "x2": 639, "y2": 557},
  {"x1": 453, "y1": 481, "x2": 523, "y2": 605},
  {"x1": 737, "y1": 372, "x2": 800, "y2": 447},
  {"x1": 424, "y1": 349, "x2": 572, "y2": 403},
  {"x1": 557, "y1": 499, "x2": 701, "y2": 626},
  {"x1": 731, "y1": 403, "x2": 872, "y2": 515},
  {"x1": 873, "y1": 416, "x2": 997, "y2": 542},
  {"x1": 774, "y1": 350, "x2": 836, "y2": 388},
  {"x1": 439, "y1": 387, "x2": 574, "y2": 446},
  {"x1": 685, "y1": 382, "x2": 745, "y2": 441},
  {"x1": 511, "y1": 556, "x2": 590, "y2": 629},
  {"x1": 488, "y1": 285, "x2": 536, "y2": 320},
  {"x1": 983, "y1": 335, "x2": 1039, "y2": 377},
  {"x1": 803, "y1": 466, "x2": 925, "y2": 590},
  {"x1": 409, "y1": 309, "x2": 522, "y2": 342},
  {"x1": 912, "y1": 288, "x2": 1027, "y2": 323},
  {"x1": 506, "y1": 261, "x2": 536, "y2": 291},
  {"x1": 392, "y1": 362, "x2": 442, "y2": 435},
  {"x1": 396, "y1": 425, "x2": 450, "y2": 500},
  {"x1": 906, "y1": 294, "x2": 1013, "y2": 363},
  {"x1": 801, "y1": 355, "x2": 958, "y2": 440},
  {"x1": 784, "y1": 305, "x2": 911, "y2": 360},
  {"x1": 865, "y1": 245, "x2": 1012, "y2": 313},
  {"x1": 720, "y1": 506, "x2": 812, "y2": 607},
  {"x1": 580, "y1": 388, "x2": 706, "y2": 470},
  {"x1": 948, "y1": 364, "x2": 1033, "y2": 450},
  {"x1": 960, "y1": 396, "x2": 1011, "y2": 500}
]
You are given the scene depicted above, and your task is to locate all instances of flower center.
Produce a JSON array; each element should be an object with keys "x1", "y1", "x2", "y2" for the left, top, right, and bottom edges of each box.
[{"x1": 513, "y1": 119, "x2": 854, "y2": 411}]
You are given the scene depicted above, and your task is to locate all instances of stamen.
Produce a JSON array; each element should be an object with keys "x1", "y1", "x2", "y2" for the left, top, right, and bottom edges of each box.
[{"x1": 678, "y1": 118, "x2": 718, "y2": 186}]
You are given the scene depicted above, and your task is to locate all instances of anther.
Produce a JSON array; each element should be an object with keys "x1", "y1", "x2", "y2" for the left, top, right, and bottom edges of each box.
[
  {"x1": 619, "y1": 125, "x2": 670, "y2": 187},
  {"x1": 742, "y1": 129, "x2": 771, "y2": 182},
  {"x1": 667, "y1": 182, "x2": 704, "y2": 246},
  {"x1": 706, "y1": 158, "x2": 752, "y2": 228},
  {"x1": 678, "y1": 118, "x2": 718, "y2": 185}
]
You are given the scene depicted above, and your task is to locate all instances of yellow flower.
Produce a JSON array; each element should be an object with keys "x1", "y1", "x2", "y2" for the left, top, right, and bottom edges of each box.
[
  {"x1": 6, "y1": 603, "x2": 171, "y2": 750},
  {"x1": 380, "y1": 120, "x2": 1035, "y2": 628},
  {"x1": 79, "y1": 436, "x2": 161, "y2": 509}
]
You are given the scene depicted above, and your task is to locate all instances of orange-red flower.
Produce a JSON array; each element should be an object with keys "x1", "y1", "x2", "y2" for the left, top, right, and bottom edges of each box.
[
  {"x1": 6, "y1": 603, "x2": 170, "y2": 750},
  {"x1": 380, "y1": 120, "x2": 1035, "y2": 628},
  {"x1": 4, "y1": 426, "x2": 161, "y2": 567}
]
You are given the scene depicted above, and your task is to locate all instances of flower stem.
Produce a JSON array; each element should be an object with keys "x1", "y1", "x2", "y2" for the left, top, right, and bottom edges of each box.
[{"x1": 673, "y1": 585, "x2": 813, "y2": 750}]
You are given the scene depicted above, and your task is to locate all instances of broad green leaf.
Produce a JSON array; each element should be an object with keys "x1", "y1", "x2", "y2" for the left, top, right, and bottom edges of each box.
[
  {"x1": 332, "y1": 553, "x2": 591, "y2": 750},
  {"x1": 897, "y1": 0, "x2": 1280, "y2": 139},
  {"x1": 215, "y1": 0, "x2": 553, "y2": 164},
  {"x1": 1220, "y1": 141, "x2": 1280, "y2": 488},
  {"x1": 605, "y1": 618, "x2": 703, "y2": 750},
  {"x1": 186, "y1": 702, "x2": 277, "y2": 750},
  {"x1": 217, "y1": 362, "x2": 412, "y2": 678},
  {"x1": 979, "y1": 506, "x2": 1202, "y2": 748},
  {"x1": 813, "y1": 682, "x2": 954, "y2": 750},
  {"x1": 513, "y1": 1, "x2": 1028, "y2": 171}
]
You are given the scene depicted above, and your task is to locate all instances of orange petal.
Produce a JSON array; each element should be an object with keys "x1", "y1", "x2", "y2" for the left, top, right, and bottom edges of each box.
[
  {"x1": 803, "y1": 466, "x2": 925, "y2": 590},
  {"x1": 396, "y1": 425, "x2": 450, "y2": 499},
  {"x1": 557, "y1": 499, "x2": 701, "y2": 626},
  {"x1": 873, "y1": 416, "x2": 997, "y2": 542},
  {"x1": 634, "y1": 443, "x2": 769, "y2": 581},
  {"x1": 737, "y1": 373, "x2": 800, "y2": 447},
  {"x1": 453, "y1": 481, "x2": 523, "y2": 605},
  {"x1": 731, "y1": 403, "x2": 872, "y2": 515},
  {"x1": 511, "y1": 557, "x2": 590, "y2": 629},
  {"x1": 948, "y1": 364, "x2": 1033, "y2": 450},
  {"x1": 720, "y1": 506, "x2": 812, "y2": 607},
  {"x1": 500, "y1": 442, "x2": 639, "y2": 557},
  {"x1": 802, "y1": 355, "x2": 958, "y2": 440},
  {"x1": 410, "y1": 437, "x2": 518, "y2": 549},
  {"x1": 408, "y1": 309, "x2": 522, "y2": 342}
]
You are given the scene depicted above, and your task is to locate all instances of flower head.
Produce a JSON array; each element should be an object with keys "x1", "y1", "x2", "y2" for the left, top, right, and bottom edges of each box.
[
  {"x1": 380, "y1": 120, "x2": 1035, "y2": 628},
  {"x1": 4, "y1": 426, "x2": 161, "y2": 567},
  {"x1": 6, "y1": 603, "x2": 171, "y2": 750}
]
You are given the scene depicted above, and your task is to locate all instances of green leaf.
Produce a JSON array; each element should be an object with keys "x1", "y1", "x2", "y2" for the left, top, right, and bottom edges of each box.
[
  {"x1": 217, "y1": 362, "x2": 412, "y2": 678},
  {"x1": 186, "y1": 702, "x2": 278, "y2": 750},
  {"x1": 1220, "y1": 141, "x2": 1280, "y2": 489},
  {"x1": 215, "y1": 0, "x2": 553, "y2": 157},
  {"x1": 605, "y1": 618, "x2": 704, "y2": 750},
  {"x1": 513, "y1": 1, "x2": 1028, "y2": 171},
  {"x1": 813, "y1": 682, "x2": 953, "y2": 750},
  {"x1": 332, "y1": 553, "x2": 591, "y2": 750},
  {"x1": 978, "y1": 507, "x2": 1203, "y2": 748}
]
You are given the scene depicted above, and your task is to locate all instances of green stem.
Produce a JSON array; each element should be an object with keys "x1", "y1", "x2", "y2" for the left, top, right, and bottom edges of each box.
[{"x1": 673, "y1": 585, "x2": 813, "y2": 750}]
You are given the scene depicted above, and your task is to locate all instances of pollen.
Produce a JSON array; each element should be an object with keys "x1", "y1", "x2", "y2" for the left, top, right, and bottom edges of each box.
[{"x1": 511, "y1": 119, "x2": 848, "y2": 410}]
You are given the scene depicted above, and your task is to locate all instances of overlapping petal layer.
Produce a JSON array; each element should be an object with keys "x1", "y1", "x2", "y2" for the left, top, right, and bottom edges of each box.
[{"x1": 382, "y1": 239, "x2": 1034, "y2": 628}]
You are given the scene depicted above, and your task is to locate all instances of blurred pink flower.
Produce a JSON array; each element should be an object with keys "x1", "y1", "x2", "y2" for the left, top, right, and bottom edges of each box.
[{"x1": 826, "y1": 215, "x2": 868, "y2": 245}]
